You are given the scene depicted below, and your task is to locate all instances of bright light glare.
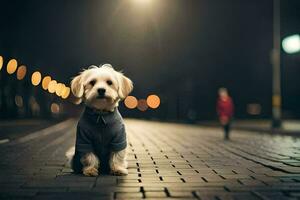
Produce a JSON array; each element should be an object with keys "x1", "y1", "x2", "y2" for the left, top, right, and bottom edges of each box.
[
  {"x1": 132, "y1": 0, "x2": 152, "y2": 5},
  {"x1": 16, "y1": 65, "x2": 27, "y2": 80},
  {"x1": 55, "y1": 83, "x2": 64, "y2": 96},
  {"x1": 7, "y1": 59, "x2": 18, "y2": 74},
  {"x1": 61, "y1": 86, "x2": 71, "y2": 99},
  {"x1": 42, "y1": 76, "x2": 52, "y2": 90},
  {"x1": 282, "y1": 34, "x2": 300, "y2": 54},
  {"x1": 146, "y1": 94, "x2": 160, "y2": 109},
  {"x1": 48, "y1": 80, "x2": 57, "y2": 93},
  {"x1": 124, "y1": 96, "x2": 138, "y2": 109},
  {"x1": 31, "y1": 71, "x2": 42, "y2": 86},
  {"x1": 0, "y1": 56, "x2": 3, "y2": 70}
]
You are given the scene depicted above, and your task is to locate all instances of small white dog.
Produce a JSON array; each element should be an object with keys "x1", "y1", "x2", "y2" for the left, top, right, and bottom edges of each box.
[{"x1": 70, "y1": 64, "x2": 133, "y2": 176}]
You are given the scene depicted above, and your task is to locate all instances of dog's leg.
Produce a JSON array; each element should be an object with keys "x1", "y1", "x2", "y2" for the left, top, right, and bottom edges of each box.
[
  {"x1": 109, "y1": 149, "x2": 128, "y2": 176},
  {"x1": 80, "y1": 152, "x2": 99, "y2": 176}
]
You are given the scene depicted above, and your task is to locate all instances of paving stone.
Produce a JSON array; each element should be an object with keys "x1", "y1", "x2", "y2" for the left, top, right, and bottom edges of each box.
[
  {"x1": 143, "y1": 186, "x2": 165, "y2": 191},
  {"x1": 115, "y1": 192, "x2": 143, "y2": 199},
  {"x1": 33, "y1": 192, "x2": 113, "y2": 200},
  {"x1": 145, "y1": 191, "x2": 167, "y2": 198},
  {"x1": 254, "y1": 191, "x2": 298, "y2": 200},
  {"x1": 168, "y1": 191, "x2": 194, "y2": 197}
]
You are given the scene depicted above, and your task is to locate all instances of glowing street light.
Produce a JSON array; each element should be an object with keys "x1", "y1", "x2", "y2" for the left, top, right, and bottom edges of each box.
[
  {"x1": 132, "y1": 0, "x2": 152, "y2": 5},
  {"x1": 42, "y1": 76, "x2": 52, "y2": 90},
  {"x1": 48, "y1": 80, "x2": 57, "y2": 93},
  {"x1": 7, "y1": 59, "x2": 18, "y2": 74},
  {"x1": 0, "y1": 56, "x2": 3, "y2": 70},
  {"x1": 124, "y1": 96, "x2": 138, "y2": 109},
  {"x1": 31, "y1": 71, "x2": 42, "y2": 86},
  {"x1": 146, "y1": 94, "x2": 160, "y2": 109},
  {"x1": 55, "y1": 83, "x2": 65, "y2": 96},
  {"x1": 61, "y1": 86, "x2": 71, "y2": 99},
  {"x1": 282, "y1": 34, "x2": 300, "y2": 54},
  {"x1": 16, "y1": 65, "x2": 27, "y2": 80}
]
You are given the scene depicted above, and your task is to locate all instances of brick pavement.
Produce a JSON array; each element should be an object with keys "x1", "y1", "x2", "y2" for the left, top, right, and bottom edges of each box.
[{"x1": 0, "y1": 119, "x2": 300, "y2": 199}]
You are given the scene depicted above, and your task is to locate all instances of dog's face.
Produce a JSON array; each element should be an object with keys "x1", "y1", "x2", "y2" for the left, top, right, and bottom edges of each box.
[{"x1": 71, "y1": 64, "x2": 133, "y2": 111}]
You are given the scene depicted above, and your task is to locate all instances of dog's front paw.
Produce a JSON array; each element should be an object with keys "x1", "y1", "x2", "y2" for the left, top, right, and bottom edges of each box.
[
  {"x1": 83, "y1": 167, "x2": 98, "y2": 177},
  {"x1": 111, "y1": 168, "x2": 128, "y2": 176}
]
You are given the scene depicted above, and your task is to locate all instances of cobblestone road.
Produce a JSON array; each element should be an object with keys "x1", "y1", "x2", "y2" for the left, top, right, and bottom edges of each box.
[{"x1": 0, "y1": 119, "x2": 300, "y2": 200}]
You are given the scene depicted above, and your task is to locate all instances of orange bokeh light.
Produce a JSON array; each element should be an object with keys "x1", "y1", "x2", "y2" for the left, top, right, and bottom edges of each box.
[
  {"x1": 48, "y1": 80, "x2": 57, "y2": 93},
  {"x1": 146, "y1": 94, "x2": 160, "y2": 109},
  {"x1": 50, "y1": 103, "x2": 60, "y2": 114},
  {"x1": 7, "y1": 59, "x2": 18, "y2": 74},
  {"x1": 31, "y1": 71, "x2": 42, "y2": 86},
  {"x1": 55, "y1": 83, "x2": 65, "y2": 96},
  {"x1": 124, "y1": 96, "x2": 138, "y2": 109},
  {"x1": 16, "y1": 65, "x2": 27, "y2": 80},
  {"x1": 137, "y1": 99, "x2": 148, "y2": 111},
  {"x1": 61, "y1": 86, "x2": 71, "y2": 99},
  {"x1": 42, "y1": 76, "x2": 52, "y2": 90},
  {"x1": 0, "y1": 56, "x2": 3, "y2": 70}
]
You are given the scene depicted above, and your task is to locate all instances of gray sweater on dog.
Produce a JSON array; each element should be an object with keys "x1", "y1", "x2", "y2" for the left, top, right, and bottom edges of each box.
[{"x1": 72, "y1": 107, "x2": 127, "y2": 173}]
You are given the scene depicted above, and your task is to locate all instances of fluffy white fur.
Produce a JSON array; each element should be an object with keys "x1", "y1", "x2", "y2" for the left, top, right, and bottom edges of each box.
[{"x1": 71, "y1": 64, "x2": 133, "y2": 176}]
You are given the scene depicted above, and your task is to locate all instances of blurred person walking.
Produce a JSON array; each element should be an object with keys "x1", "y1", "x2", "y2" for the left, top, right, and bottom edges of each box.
[{"x1": 216, "y1": 88, "x2": 234, "y2": 140}]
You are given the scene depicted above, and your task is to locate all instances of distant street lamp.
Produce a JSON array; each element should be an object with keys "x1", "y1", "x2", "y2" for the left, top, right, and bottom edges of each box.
[
  {"x1": 0, "y1": 56, "x2": 3, "y2": 70},
  {"x1": 132, "y1": 0, "x2": 152, "y2": 4},
  {"x1": 31, "y1": 71, "x2": 42, "y2": 86},
  {"x1": 282, "y1": 34, "x2": 300, "y2": 54},
  {"x1": 7, "y1": 59, "x2": 18, "y2": 74},
  {"x1": 131, "y1": 0, "x2": 153, "y2": 8}
]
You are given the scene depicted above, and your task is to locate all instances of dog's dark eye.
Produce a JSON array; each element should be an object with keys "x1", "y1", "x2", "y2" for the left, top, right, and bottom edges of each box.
[
  {"x1": 89, "y1": 80, "x2": 96, "y2": 86},
  {"x1": 106, "y1": 80, "x2": 113, "y2": 86}
]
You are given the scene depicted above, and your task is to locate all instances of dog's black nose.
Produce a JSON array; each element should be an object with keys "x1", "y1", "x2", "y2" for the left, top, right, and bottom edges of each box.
[{"x1": 97, "y1": 88, "x2": 106, "y2": 96}]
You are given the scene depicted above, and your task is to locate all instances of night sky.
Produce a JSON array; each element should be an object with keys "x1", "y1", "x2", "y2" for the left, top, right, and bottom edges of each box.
[{"x1": 0, "y1": 0, "x2": 299, "y2": 120}]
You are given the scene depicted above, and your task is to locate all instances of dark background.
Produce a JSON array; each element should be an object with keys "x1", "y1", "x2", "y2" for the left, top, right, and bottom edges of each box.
[{"x1": 0, "y1": 0, "x2": 299, "y2": 121}]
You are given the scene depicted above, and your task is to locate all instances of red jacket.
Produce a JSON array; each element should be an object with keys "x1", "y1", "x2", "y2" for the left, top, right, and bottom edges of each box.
[{"x1": 216, "y1": 97, "x2": 234, "y2": 118}]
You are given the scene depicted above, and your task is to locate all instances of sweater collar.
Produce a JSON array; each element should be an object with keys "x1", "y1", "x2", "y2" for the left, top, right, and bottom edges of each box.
[
  {"x1": 85, "y1": 106, "x2": 115, "y2": 115},
  {"x1": 83, "y1": 106, "x2": 117, "y2": 126}
]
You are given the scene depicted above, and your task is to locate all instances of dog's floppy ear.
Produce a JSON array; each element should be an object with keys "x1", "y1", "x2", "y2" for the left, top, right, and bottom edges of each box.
[
  {"x1": 116, "y1": 71, "x2": 133, "y2": 99},
  {"x1": 71, "y1": 74, "x2": 84, "y2": 104}
]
